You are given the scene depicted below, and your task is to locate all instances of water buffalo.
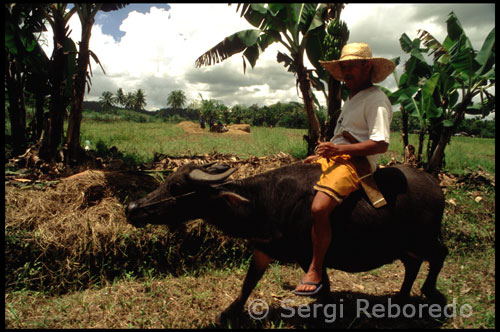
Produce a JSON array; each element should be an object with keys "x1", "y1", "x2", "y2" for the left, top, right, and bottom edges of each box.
[{"x1": 126, "y1": 161, "x2": 448, "y2": 321}]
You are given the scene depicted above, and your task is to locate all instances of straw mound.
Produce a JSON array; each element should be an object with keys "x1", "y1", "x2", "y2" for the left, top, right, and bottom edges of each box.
[
  {"x1": 176, "y1": 121, "x2": 250, "y2": 135},
  {"x1": 5, "y1": 170, "x2": 159, "y2": 257},
  {"x1": 176, "y1": 121, "x2": 206, "y2": 134}
]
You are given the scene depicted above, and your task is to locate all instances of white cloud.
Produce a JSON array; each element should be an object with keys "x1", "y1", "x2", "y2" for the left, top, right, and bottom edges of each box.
[{"x1": 40, "y1": 3, "x2": 494, "y2": 111}]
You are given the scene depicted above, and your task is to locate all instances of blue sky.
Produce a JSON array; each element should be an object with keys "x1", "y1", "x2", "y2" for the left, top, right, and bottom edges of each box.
[
  {"x1": 42, "y1": 3, "x2": 495, "y2": 112},
  {"x1": 94, "y1": 4, "x2": 171, "y2": 41}
]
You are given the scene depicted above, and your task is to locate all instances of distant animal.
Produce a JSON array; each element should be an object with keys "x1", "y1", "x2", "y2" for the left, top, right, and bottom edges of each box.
[{"x1": 126, "y1": 161, "x2": 448, "y2": 321}]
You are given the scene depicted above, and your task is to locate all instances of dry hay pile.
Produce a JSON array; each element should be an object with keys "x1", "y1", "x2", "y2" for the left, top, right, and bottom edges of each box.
[
  {"x1": 5, "y1": 170, "x2": 161, "y2": 292},
  {"x1": 176, "y1": 121, "x2": 206, "y2": 134},
  {"x1": 176, "y1": 121, "x2": 250, "y2": 135},
  {"x1": 6, "y1": 170, "x2": 158, "y2": 256},
  {"x1": 5, "y1": 152, "x2": 298, "y2": 294}
]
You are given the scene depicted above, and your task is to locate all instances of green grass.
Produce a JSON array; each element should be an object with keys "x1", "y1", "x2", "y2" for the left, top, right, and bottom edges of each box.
[
  {"x1": 80, "y1": 119, "x2": 494, "y2": 175},
  {"x1": 80, "y1": 120, "x2": 308, "y2": 162}
]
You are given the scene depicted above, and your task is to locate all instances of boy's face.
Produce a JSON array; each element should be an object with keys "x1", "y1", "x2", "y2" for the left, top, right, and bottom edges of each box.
[{"x1": 339, "y1": 60, "x2": 373, "y2": 89}]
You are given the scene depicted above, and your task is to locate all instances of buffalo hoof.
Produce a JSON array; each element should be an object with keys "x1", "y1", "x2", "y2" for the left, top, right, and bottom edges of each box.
[
  {"x1": 215, "y1": 303, "x2": 244, "y2": 326},
  {"x1": 421, "y1": 286, "x2": 447, "y2": 306}
]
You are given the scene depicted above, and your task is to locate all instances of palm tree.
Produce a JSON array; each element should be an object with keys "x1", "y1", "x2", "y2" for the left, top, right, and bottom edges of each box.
[
  {"x1": 134, "y1": 89, "x2": 147, "y2": 111},
  {"x1": 116, "y1": 88, "x2": 126, "y2": 107},
  {"x1": 99, "y1": 91, "x2": 115, "y2": 111},
  {"x1": 196, "y1": 3, "x2": 333, "y2": 153},
  {"x1": 167, "y1": 90, "x2": 187, "y2": 110},
  {"x1": 124, "y1": 92, "x2": 136, "y2": 110}
]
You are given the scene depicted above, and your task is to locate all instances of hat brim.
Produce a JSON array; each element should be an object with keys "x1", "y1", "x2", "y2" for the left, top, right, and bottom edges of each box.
[{"x1": 320, "y1": 58, "x2": 396, "y2": 83}]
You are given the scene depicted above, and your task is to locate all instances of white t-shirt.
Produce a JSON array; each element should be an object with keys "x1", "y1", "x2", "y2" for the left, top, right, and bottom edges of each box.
[{"x1": 331, "y1": 85, "x2": 392, "y2": 172}]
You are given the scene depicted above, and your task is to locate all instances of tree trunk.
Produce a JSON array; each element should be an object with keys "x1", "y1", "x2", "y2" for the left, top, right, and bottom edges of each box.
[
  {"x1": 66, "y1": 18, "x2": 93, "y2": 164},
  {"x1": 6, "y1": 54, "x2": 28, "y2": 156},
  {"x1": 416, "y1": 128, "x2": 425, "y2": 165},
  {"x1": 427, "y1": 95, "x2": 473, "y2": 173},
  {"x1": 400, "y1": 106, "x2": 409, "y2": 148},
  {"x1": 33, "y1": 93, "x2": 46, "y2": 141},
  {"x1": 323, "y1": 76, "x2": 342, "y2": 141},
  {"x1": 40, "y1": 14, "x2": 70, "y2": 162},
  {"x1": 296, "y1": 59, "x2": 320, "y2": 155}
]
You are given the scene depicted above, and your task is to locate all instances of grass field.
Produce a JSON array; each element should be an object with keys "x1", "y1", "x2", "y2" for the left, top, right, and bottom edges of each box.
[
  {"x1": 5, "y1": 119, "x2": 495, "y2": 328},
  {"x1": 80, "y1": 120, "x2": 495, "y2": 175}
]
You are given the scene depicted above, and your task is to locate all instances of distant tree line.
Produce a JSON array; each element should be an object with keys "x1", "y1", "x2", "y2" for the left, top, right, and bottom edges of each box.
[{"x1": 83, "y1": 98, "x2": 326, "y2": 130}]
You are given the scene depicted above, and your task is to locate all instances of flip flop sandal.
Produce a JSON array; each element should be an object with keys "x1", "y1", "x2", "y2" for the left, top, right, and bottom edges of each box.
[{"x1": 292, "y1": 280, "x2": 323, "y2": 297}]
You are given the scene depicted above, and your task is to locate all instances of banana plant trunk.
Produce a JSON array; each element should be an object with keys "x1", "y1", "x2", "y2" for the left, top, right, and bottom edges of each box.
[
  {"x1": 427, "y1": 94, "x2": 473, "y2": 173},
  {"x1": 66, "y1": 19, "x2": 93, "y2": 164},
  {"x1": 6, "y1": 54, "x2": 27, "y2": 156},
  {"x1": 40, "y1": 20, "x2": 69, "y2": 161},
  {"x1": 324, "y1": 76, "x2": 342, "y2": 141},
  {"x1": 296, "y1": 57, "x2": 321, "y2": 155},
  {"x1": 400, "y1": 106, "x2": 409, "y2": 148}
]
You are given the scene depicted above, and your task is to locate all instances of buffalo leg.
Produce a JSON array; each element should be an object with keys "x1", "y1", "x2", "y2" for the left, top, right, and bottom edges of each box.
[
  {"x1": 216, "y1": 249, "x2": 272, "y2": 324},
  {"x1": 398, "y1": 254, "x2": 423, "y2": 297},
  {"x1": 421, "y1": 241, "x2": 448, "y2": 305}
]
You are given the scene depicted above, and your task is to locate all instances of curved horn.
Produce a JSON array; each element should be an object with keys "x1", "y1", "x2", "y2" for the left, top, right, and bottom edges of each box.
[
  {"x1": 188, "y1": 167, "x2": 237, "y2": 184},
  {"x1": 201, "y1": 161, "x2": 217, "y2": 168}
]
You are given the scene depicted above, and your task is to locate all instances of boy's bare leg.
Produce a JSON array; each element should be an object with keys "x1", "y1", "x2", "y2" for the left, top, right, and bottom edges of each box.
[{"x1": 295, "y1": 190, "x2": 338, "y2": 292}]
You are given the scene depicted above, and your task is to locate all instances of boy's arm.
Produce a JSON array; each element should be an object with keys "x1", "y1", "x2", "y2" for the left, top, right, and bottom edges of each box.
[{"x1": 314, "y1": 138, "x2": 388, "y2": 159}]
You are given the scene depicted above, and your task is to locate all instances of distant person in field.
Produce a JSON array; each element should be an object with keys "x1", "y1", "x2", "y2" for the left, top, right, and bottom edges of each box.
[
  {"x1": 293, "y1": 42, "x2": 395, "y2": 296},
  {"x1": 200, "y1": 115, "x2": 205, "y2": 129}
]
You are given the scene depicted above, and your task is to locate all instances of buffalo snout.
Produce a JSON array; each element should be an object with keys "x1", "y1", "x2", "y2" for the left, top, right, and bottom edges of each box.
[{"x1": 126, "y1": 201, "x2": 147, "y2": 228}]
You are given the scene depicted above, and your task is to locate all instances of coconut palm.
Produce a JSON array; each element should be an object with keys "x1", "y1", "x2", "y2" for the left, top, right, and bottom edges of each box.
[
  {"x1": 167, "y1": 90, "x2": 187, "y2": 110},
  {"x1": 124, "y1": 92, "x2": 136, "y2": 110},
  {"x1": 99, "y1": 91, "x2": 115, "y2": 111},
  {"x1": 116, "y1": 88, "x2": 126, "y2": 107},
  {"x1": 134, "y1": 89, "x2": 147, "y2": 111}
]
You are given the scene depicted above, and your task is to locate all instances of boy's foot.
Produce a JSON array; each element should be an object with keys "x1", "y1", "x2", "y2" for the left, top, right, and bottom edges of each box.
[{"x1": 292, "y1": 280, "x2": 323, "y2": 296}]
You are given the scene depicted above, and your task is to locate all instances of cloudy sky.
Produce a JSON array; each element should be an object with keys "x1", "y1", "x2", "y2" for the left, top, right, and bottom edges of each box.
[{"x1": 41, "y1": 3, "x2": 495, "y2": 111}]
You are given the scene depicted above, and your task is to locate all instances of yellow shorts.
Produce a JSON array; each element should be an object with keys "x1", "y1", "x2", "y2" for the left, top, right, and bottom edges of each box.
[{"x1": 313, "y1": 155, "x2": 361, "y2": 203}]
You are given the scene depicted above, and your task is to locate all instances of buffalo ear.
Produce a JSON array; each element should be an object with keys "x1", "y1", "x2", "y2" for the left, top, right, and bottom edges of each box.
[{"x1": 217, "y1": 191, "x2": 250, "y2": 207}]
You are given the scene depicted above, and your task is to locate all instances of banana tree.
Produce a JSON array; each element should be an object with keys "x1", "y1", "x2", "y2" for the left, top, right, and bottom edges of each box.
[
  {"x1": 420, "y1": 12, "x2": 495, "y2": 172},
  {"x1": 66, "y1": 3, "x2": 128, "y2": 164},
  {"x1": 393, "y1": 12, "x2": 495, "y2": 172},
  {"x1": 38, "y1": 3, "x2": 78, "y2": 161},
  {"x1": 5, "y1": 3, "x2": 52, "y2": 155},
  {"x1": 304, "y1": 5, "x2": 349, "y2": 140},
  {"x1": 389, "y1": 33, "x2": 437, "y2": 164},
  {"x1": 195, "y1": 3, "x2": 330, "y2": 154}
]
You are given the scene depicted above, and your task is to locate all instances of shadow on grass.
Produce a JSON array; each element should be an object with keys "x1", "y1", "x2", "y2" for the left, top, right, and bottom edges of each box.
[{"x1": 209, "y1": 290, "x2": 451, "y2": 329}]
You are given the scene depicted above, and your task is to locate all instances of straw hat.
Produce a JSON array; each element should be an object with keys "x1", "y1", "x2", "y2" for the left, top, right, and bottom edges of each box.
[{"x1": 319, "y1": 42, "x2": 395, "y2": 83}]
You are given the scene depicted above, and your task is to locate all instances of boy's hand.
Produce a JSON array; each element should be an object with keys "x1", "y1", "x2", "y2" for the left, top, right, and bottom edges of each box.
[
  {"x1": 314, "y1": 141, "x2": 343, "y2": 159},
  {"x1": 303, "y1": 155, "x2": 320, "y2": 163}
]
